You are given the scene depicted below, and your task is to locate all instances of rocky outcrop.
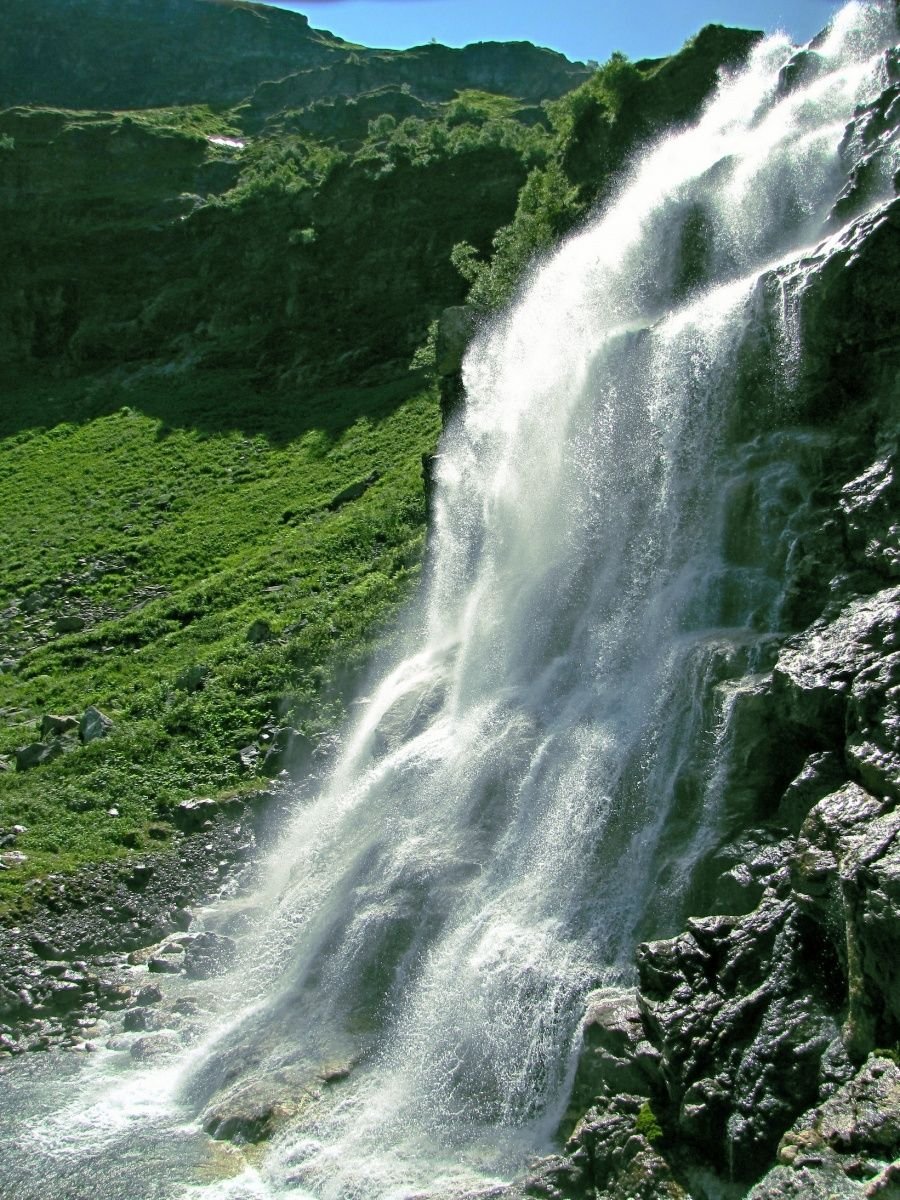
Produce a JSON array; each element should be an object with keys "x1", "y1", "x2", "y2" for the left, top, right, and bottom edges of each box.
[{"x1": 749, "y1": 1056, "x2": 900, "y2": 1198}]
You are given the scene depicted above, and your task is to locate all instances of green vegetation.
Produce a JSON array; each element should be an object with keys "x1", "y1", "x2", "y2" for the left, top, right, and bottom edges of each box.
[
  {"x1": 0, "y1": 368, "x2": 440, "y2": 912},
  {"x1": 635, "y1": 1101, "x2": 664, "y2": 1142}
]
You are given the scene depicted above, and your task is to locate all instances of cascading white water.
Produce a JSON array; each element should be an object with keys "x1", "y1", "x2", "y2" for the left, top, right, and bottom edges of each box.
[{"x1": 6, "y1": 6, "x2": 899, "y2": 1199}]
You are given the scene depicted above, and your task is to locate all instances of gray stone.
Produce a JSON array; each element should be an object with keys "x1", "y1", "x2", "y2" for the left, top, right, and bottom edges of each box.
[
  {"x1": 561, "y1": 988, "x2": 661, "y2": 1137},
  {"x1": 14, "y1": 741, "x2": 63, "y2": 771},
  {"x1": 173, "y1": 797, "x2": 219, "y2": 831},
  {"x1": 183, "y1": 931, "x2": 236, "y2": 979},
  {"x1": 846, "y1": 651, "x2": 900, "y2": 799},
  {"x1": 637, "y1": 890, "x2": 839, "y2": 1180},
  {"x1": 79, "y1": 705, "x2": 112, "y2": 743},
  {"x1": 238, "y1": 744, "x2": 260, "y2": 772},
  {"x1": 54, "y1": 614, "x2": 85, "y2": 634},
  {"x1": 778, "y1": 752, "x2": 848, "y2": 833},
  {"x1": 175, "y1": 664, "x2": 209, "y2": 693},
  {"x1": 565, "y1": 1093, "x2": 688, "y2": 1200},
  {"x1": 246, "y1": 619, "x2": 271, "y2": 644},
  {"x1": 122, "y1": 1006, "x2": 168, "y2": 1033},
  {"x1": 202, "y1": 1077, "x2": 302, "y2": 1144},
  {"x1": 147, "y1": 955, "x2": 182, "y2": 975},
  {"x1": 39, "y1": 713, "x2": 79, "y2": 738},
  {"x1": 773, "y1": 588, "x2": 900, "y2": 742},
  {"x1": 840, "y1": 455, "x2": 900, "y2": 580},
  {"x1": 327, "y1": 471, "x2": 379, "y2": 511},
  {"x1": 261, "y1": 727, "x2": 311, "y2": 777},
  {"x1": 129, "y1": 1032, "x2": 180, "y2": 1060}
]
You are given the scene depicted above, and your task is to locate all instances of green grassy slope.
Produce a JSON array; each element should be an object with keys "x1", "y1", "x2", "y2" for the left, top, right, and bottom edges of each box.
[{"x1": 0, "y1": 367, "x2": 440, "y2": 911}]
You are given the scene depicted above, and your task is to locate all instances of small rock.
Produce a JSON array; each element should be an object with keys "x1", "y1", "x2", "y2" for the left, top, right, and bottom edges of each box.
[
  {"x1": 147, "y1": 956, "x2": 182, "y2": 975},
  {"x1": 40, "y1": 714, "x2": 79, "y2": 738}
]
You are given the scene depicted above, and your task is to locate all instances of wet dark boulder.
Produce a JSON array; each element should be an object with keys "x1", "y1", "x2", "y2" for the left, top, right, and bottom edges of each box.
[
  {"x1": 636, "y1": 888, "x2": 843, "y2": 1180},
  {"x1": 748, "y1": 1056, "x2": 900, "y2": 1199}
]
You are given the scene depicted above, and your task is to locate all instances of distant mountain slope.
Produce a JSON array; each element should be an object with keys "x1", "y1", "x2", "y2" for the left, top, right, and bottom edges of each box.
[{"x1": 0, "y1": 0, "x2": 591, "y2": 112}]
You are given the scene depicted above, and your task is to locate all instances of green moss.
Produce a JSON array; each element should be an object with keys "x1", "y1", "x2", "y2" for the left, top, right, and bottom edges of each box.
[{"x1": 635, "y1": 1101, "x2": 664, "y2": 1142}]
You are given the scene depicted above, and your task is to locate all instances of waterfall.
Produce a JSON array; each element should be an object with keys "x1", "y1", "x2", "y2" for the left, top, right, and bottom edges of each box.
[{"x1": 7, "y1": 5, "x2": 899, "y2": 1199}]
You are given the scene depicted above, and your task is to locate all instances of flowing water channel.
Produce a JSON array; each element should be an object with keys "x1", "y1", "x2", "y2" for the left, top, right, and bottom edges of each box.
[{"x1": 3, "y1": 5, "x2": 899, "y2": 1197}]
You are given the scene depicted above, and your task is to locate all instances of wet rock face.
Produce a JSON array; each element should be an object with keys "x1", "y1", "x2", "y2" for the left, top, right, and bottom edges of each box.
[
  {"x1": 772, "y1": 588, "x2": 900, "y2": 757},
  {"x1": 637, "y1": 893, "x2": 844, "y2": 1179},
  {"x1": 749, "y1": 1057, "x2": 900, "y2": 1199}
]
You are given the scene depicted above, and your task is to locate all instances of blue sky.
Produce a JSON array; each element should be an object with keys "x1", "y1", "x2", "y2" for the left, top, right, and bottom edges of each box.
[{"x1": 258, "y1": 0, "x2": 848, "y2": 61}]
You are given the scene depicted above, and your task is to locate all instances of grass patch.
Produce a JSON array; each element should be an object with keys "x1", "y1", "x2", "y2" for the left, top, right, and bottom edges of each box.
[{"x1": 0, "y1": 366, "x2": 440, "y2": 913}]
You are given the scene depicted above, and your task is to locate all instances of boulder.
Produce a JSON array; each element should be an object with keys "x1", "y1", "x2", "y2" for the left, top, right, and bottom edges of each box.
[
  {"x1": 561, "y1": 987, "x2": 661, "y2": 1137},
  {"x1": 54, "y1": 614, "x2": 85, "y2": 634},
  {"x1": 173, "y1": 797, "x2": 219, "y2": 831},
  {"x1": 147, "y1": 955, "x2": 182, "y2": 975},
  {"x1": 183, "y1": 931, "x2": 237, "y2": 980},
  {"x1": 261, "y1": 726, "x2": 311, "y2": 777},
  {"x1": 79, "y1": 705, "x2": 112, "y2": 743},
  {"x1": 749, "y1": 1056, "x2": 900, "y2": 1198},
  {"x1": 40, "y1": 714, "x2": 79, "y2": 738},
  {"x1": 129, "y1": 1032, "x2": 180, "y2": 1060},
  {"x1": 772, "y1": 588, "x2": 900, "y2": 744},
  {"x1": 202, "y1": 1076, "x2": 302, "y2": 1144},
  {"x1": 122, "y1": 1006, "x2": 168, "y2": 1033},
  {"x1": 846, "y1": 651, "x2": 900, "y2": 799},
  {"x1": 790, "y1": 783, "x2": 900, "y2": 1058},
  {"x1": 175, "y1": 664, "x2": 209, "y2": 693},
  {"x1": 14, "y1": 741, "x2": 64, "y2": 771},
  {"x1": 563, "y1": 1093, "x2": 688, "y2": 1200},
  {"x1": 327, "y1": 471, "x2": 379, "y2": 511},
  {"x1": 636, "y1": 889, "x2": 841, "y2": 1180},
  {"x1": 839, "y1": 454, "x2": 900, "y2": 580}
]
